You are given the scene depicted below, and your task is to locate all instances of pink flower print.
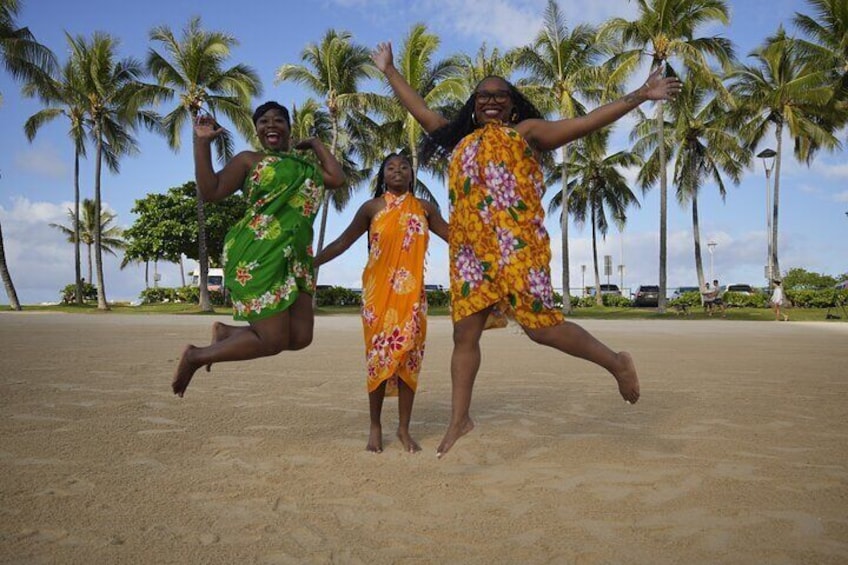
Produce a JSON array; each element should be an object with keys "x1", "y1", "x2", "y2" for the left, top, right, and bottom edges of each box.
[
  {"x1": 484, "y1": 162, "x2": 519, "y2": 210},
  {"x1": 402, "y1": 213, "x2": 425, "y2": 250},
  {"x1": 528, "y1": 268, "x2": 555, "y2": 309},
  {"x1": 385, "y1": 327, "x2": 407, "y2": 352},
  {"x1": 497, "y1": 227, "x2": 518, "y2": 267},
  {"x1": 307, "y1": 245, "x2": 314, "y2": 257},
  {"x1": 361, "y1": 305, "x2": 376, "y2": 326},
  {"x1": 458, "y1": 141, "x2": 481, "y2": 183},
  {"x1": 456, "y1": 245, "x2": 483, "y2": 289},
  {"x1": 531, "y1": 216, "x2": 548, "y2": 240}
]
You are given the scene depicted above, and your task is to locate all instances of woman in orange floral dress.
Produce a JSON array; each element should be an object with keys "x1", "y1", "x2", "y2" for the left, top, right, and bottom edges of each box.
[
  {"x1": 172, "y1": 102, "x2": 345, "y2": 397},
  {"x1": 373, "y1": 42, "x2": 682, "y2": 457},
  {"x1": 316, "y1": 154, "x2": 449, "y2": 453}
]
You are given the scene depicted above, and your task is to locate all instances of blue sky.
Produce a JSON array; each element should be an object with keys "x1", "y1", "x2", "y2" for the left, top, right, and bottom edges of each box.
[{"x1": 1, "y1": 0, "x2": 846, "y2": 304}]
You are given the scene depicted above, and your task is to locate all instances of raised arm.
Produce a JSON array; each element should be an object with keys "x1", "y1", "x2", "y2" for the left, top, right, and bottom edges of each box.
[
  {"x1": 314, "y1": 200, "x2": 375, "y2": 267},
  {"x1": 519, "y1": 66, "x2": 682, "y2": 152},
  {"x1": 193, "y1": 115, "x2": 253, "y2": 203},
  {"x1": 372, "y1": 42, "x2": 449, "y2": 134},
  {"x1": 295, "y1": 137, "x2": 345, "y2": 189},
  {"x1": 422, "y1": 200, "x2": 449, "y2": 243}
]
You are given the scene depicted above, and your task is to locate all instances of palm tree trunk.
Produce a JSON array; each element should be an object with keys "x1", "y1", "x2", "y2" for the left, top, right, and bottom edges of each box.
[
  {"x1": 73, "y1": 150, "x2": 83, "y2": 305},
  {"x1": 692, "y1": 196, "x2": 706, "y2": 292},
  {"x1": 179, "y1": 255, "x2": 186, "y2": 287},
  {"x1": 196, "y1": 192, "x2": 212, "y2": 312},
  {"x1": 591, "y1": 205, "x2": 603, "y2": 306},
  {"x1": 87, "y1": 243, "x2": 93, "y2": 284},
  {"x1": 657, "y1": 98, "x2": 668, "y2": 313},
  {"x1": 771, "y1": 123, "x2": 783, "y2": 279},
  {"x1": 312, "y1": 114, "x2": 340, "y2": 307},
  {"x1": 0, "y1": 219, "x2": 22, "y2": 310},
  {"x1": 144, "y1": 260, "x2": 149, "y2": 289},
  {"x1": 560, "y1": 146, "x2": 572, "y2": 314},
  {"x1": 93, "y1": 130, "x2": 109, "y2": 311}
]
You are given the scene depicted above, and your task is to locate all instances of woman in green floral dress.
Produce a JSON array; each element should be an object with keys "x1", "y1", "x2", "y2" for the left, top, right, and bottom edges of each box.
[{"x1": 172, "y1": 102, "x2": 345, "y2": 397}]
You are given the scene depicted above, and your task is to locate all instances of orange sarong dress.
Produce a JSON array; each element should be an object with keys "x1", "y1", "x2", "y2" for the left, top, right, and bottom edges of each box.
[
  {"x1": 447, "y1": 122, "x2": 563, "y2": 329},
  {"x1": 361, "y1": 192, "x2": 429, "y2": 395}
]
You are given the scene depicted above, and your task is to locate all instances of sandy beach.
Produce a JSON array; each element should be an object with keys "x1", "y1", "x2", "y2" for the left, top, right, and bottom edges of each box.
[{"x1": 0, "y1": 312, "x2": 846, "y2": 564}]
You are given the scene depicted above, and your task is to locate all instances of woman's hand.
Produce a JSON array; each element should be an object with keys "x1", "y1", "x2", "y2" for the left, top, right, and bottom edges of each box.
[
  {"x1": 371, "y1": 42, "x2": 394, "y2": 74},
  {"x1": 641, "y1": 65, "x2": 683, "y2": 102},
  {"x1": 294, "y1": 137, "x2": 319, "y2": 152},
  {"x1": 193, "y1": 114, "x2": 223, "y2": 143}
]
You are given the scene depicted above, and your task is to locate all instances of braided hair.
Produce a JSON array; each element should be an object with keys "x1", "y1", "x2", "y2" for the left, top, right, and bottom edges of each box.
[{"x1": 419, "y1": 76, "x2": 543, "y2": 165}]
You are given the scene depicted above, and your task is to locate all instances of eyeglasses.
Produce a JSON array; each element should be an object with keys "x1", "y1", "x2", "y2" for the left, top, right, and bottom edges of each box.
[{"x1": 474, "y1": 90, "x2": 511, "y2": 104}]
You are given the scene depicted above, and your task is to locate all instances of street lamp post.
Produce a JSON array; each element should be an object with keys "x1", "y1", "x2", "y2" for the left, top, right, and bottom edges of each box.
[
  {"x1": 707, "y1": 241, "x2": 717, "y2": 283},
  {"x1": 757, "y1": 148, "x2": 777, "y2": 285},
  {"x1": 581, "y1": 264, "x2": 586, "y2": 297}
]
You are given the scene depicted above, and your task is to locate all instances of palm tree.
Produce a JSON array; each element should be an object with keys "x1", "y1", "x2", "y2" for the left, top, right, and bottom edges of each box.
[
  {"x1": 69, "y1": 32, "x2": 161, "y2": 309},
  {"x1": 632, "y1": 74, "x2": 747, "y2": 292},
  {"x1": 729, "y1": 27, "x2": 840, "y2": 278},
  {"x1": 550, "y1": 130, "x2": 641, "y2": 306},
  {"x1": 275, "y1": 30, "x2": 372, "y2": 288},
  {"x1": 516, "y1": 0, "x2": 616, "y2": 313},
  {"x1": 50, "y1": 198, "x2": 125, "y2": 284},
  {"x1": 1, "y1": 0, "x2": 58, "y2": 309},
  {"x1": 603, "y1": 0, "x2": 735, "y2": 311},
  {"x1": 793, "y1": 0, "x2": 848, "y2": 133},
  {"x1": 147, "y1": 16, "x2": 261, "y2": 312},
  {"x1": 359, "y1": 23, "x2": 464, "y2": 200},
  {"x1": 23, "y1": 54, "x2": 91, "y2": 305}
]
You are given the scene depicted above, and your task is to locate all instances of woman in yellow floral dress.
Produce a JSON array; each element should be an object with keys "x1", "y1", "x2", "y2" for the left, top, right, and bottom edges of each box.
[
  {"x1": 172, "y1": 102, "x2": 345, "y2": 397},
  {"x1": 373, "y1": 42, "x2": 682, "y2": 457},
  {"x1": 316, "y1": 154, "x2": 449, "y2": 453}
]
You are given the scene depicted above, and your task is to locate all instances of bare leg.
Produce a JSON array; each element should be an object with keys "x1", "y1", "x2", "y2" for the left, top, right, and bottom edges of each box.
[
  {"x1": 396, "y1": 379, "x2": 420, "y2": 453},
  {"x1": 367, "y1": 381, "x2": 387, "y2": 453},
  {"x1": 172, "y1": 310, "x2": 290, "y2": 397},
  {"x1": 523, "y1": 320, "x2": 640, "y2": 404},
  {"x1": 206, "y1": 321, "x2": 248, "y2": 372},
  {"x1": 437, "y1": 307, "x2": 491, "y2": 458}
]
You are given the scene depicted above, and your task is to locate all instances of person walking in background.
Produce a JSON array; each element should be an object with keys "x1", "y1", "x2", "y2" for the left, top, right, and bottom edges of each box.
[
  {"x1": 770, "y1": 279, "x2": 789, "y2": 321},
  {"x1": 371, "y1": 41, "x2": 681, "y2": 457},
  {"x1": 315, "y1": 153, "x2": 449, "y2": 453},
  {"x1": 172, "y1": 102, "x2": 345, "y2": 397}
]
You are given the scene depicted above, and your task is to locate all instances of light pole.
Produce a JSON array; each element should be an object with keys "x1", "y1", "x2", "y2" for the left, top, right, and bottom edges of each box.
[
  {"x1": 757, "y1": 148, "x2": 777, "y2": 285},
  {"x1": 707, "y1": 241, "x2": 717, "y2": 283},
  {"x1": 581, "y1": 264, "x2": 586, "y2": 296}
]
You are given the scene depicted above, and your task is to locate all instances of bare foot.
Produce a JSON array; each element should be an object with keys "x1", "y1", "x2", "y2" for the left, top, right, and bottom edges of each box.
[
  {"x1": 396, "y1": 428, "x2": 421, "y2": 453},
  {"x1": 366, "y1": 424, "x2": 383, "y2": 453},
  {"x1": 206, "y1": 322, "x2": 225, "y2": 372},
  {"x1": 436, "y1": 417, "x2": 474, "y2": 459},
  {"x1": 613, "y1": 351, "x2": 640, "y2": 404},
  {"x1": 172, "y1": 345, "x2": 201, "y2": 398}
]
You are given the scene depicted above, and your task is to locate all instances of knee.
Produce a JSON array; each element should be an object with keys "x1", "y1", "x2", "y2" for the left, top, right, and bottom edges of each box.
[
  {"x1": 452, "y1": 325, "x2": 478, "y2": 349},
  {"x1": 524, "y1": 326, "x2": 548, "y2": 345},
  {"x1": 288, "y1": 332, "x2": 313, "y2": 351}
]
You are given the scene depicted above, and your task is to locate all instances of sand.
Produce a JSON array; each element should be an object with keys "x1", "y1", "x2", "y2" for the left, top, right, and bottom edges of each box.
[{"x1": 0, "y1": 312, "x2": 846, "y2": 564}]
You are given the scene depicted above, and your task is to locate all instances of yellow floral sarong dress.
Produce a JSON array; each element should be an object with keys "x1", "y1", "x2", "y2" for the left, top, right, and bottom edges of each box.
[
  {"x1": 223, "y1": 151, "x2": 323, "y2": 322},
  {"x1": 361, "y1": 193, "x2": 429, "y2": 395},
  {"x1": 448, "y1": 122, "x2": 563, "y2": 329}
]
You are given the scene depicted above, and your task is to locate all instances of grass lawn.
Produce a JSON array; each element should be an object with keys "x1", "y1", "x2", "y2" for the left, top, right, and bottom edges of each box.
[{"x1": 2, "y1": 302, "x2": 846, "y2": 322}]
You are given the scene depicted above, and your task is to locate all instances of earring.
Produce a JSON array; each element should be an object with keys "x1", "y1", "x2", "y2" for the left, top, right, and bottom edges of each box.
[
  {"x1": 510, "y1": 111, "x2": 518, "y2": 123},
  {"x1": 471, "y1": 111, "x2": 477, "y2": 126}
]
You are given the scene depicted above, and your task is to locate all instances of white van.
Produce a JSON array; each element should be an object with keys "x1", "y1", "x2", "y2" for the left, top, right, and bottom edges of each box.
[{"x1": 189, "y1": 268, "x2": 225, "y2": 291}]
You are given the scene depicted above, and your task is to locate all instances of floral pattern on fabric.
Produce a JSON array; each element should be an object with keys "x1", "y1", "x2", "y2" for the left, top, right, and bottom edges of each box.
[
  {"x1": 448, "y1": 122, "x2": 563, "y2": 329},
  {"x1": 361, "y1": 193, "x2": 430, "y2": 395},
  {"x1": 224, "y1": 152, "x2": 324, "y2": 322}
]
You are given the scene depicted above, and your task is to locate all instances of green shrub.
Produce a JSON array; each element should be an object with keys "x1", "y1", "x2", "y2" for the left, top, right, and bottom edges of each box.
[
  {"x1": 426, "y1": 289, "x2": 450, "y2": 308},
  {"x1": 786, "y1": 289, "x2": 847, "y2": 308},
  {"x1": 316, "y1": 286, "x2": 361, "y2": 307},
  {"x1": 722, "y1": 291, "x2": 768, "y2": 308},
  {"x1": 60, "y1": 281, "x2": 98, "y2": 303},
  {"x1": 139, "y1": 286, "x2": 227, "y2": 306}
]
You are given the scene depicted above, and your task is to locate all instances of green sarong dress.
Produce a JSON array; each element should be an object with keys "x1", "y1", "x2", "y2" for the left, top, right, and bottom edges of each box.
[{"x1": 223, "y1": 151, "x2": 324, "y2": 322}]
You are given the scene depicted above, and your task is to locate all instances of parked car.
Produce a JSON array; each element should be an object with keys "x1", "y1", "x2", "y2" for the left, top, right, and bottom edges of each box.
[
  {"x1": 585, "y1": 284, "x2": 621, "y2": 296},
  {"x1": 724, "y1": 283, "x2": 756, "y2": 295},
  {"x1": 633, "y1": 285, "x2": 660, "y2": 307}
]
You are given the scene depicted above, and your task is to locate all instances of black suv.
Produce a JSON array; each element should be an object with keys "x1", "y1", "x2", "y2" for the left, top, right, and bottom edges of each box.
[{"x1": 633, "y1": 285, "x2": 660, "y2": 307}]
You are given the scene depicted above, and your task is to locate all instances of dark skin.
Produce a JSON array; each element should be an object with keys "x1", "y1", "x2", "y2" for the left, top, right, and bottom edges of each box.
[
  {"x1": 315, "y1": 155, "x2": 448, "y2": 453},
  {"x1": 171, "y1": 108, "x2": 345, "y2": 397},
  {"x1": 373, "y1": 41, "x2": 683, "y2": 457}
]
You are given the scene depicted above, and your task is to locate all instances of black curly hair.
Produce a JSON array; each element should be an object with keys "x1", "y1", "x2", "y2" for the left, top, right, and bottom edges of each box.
[
  {"x1": 373, "y1": 153, "x2": 414, "y2": 198},
  {"x1": 419, "y1": 76, "x2": 543, "y2": 165}
]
